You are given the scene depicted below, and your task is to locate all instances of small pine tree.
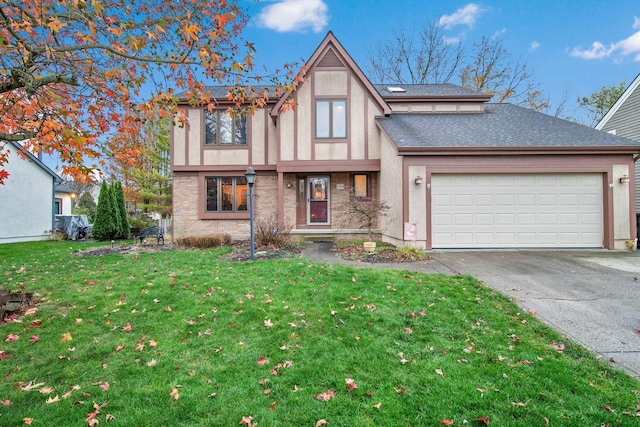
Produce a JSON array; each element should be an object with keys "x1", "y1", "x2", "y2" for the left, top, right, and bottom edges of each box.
[
  {"x1": 92, "y1": 181, "x2": 118, "y2": 240},
  {"x1": 114, "y1": 181, "x2": 130, "y2": 239},
  {"x1": 109, "y1": 183, "x2": 123, "y2": 239}
]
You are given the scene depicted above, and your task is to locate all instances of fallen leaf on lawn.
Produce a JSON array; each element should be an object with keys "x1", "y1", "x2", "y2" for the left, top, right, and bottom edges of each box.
[
  {"x1": 106, "y1": 414, "x2": 116, "y2": 422},
  {"x1": 345, "y1": 378, "x2": 358, "y2": 391},
  {"x1": 404, "y1": 328, "x2": 413, "y2": 334},
  {"x1": 0, "y1": 352, "x2": 10, "y2": 360},
  {"x1": 100, "y1": 382, "x2": 110, "y2": 391},
  {"x1": 122, "y1": 323, "x2": 132, "y2": 332},
  {"x1": 115, "y1": 345, "x2": 125, "y2": 352},
  {"x1": 257, "y1": 358, "x2": 268, "y2": 365},
  {"x1": 550, "y1": 342, "x2": 565, "y2": 351},
  {"x1": 149, "y1": 340, "x2": 158, "y2": 347},
  {"x1": 169, "y1": 388, "x2": 179, "y2": 400},
  {"x1": 373, "y1": 402, "x2": 382, "y2": 409},
  {"x1": 263, "y1": 388, "x2": 271, "y2": 395},
  {"x1": 603, "y1": 405, "x2": 615, "y2": 412},
  {"x1": 135, "y1": 343, "x2": 146, "y2": 351},
  {"x1": 394, "y1": 386, "x2": 407, "y2": 394},
  {"x1": 239, "y1": 415, "x2": 254, "y2": 425},
  {"x1": 315, "y1": 390, "x2": 336, "y2": 401},
  {"x1": 1, "y1": 399, "x2": 11, "y2": 406},
  {"x1": 23, "y1": 418, "x2": 34, "y2": 425},
  {"x1": 400, "y1": 358, "x2": 410, "y2": 364},
  {"x1": 473, "y1": 416, "x2": 490, "y2": 425},
  {"x1": 264, "y1": 319, "x2": 273, "y2": 327},
  {"x1": 61, "y1": 332, "x2": 72, "y2": 342},
  {"x1": 39, "y1": 386, "x2": 54, "y2": 394},
  {"x1": 316, "y1": 420, "x2": 328, "y2": 426},
  {"x1": 439, "y1": 420, "x2": 454, "y2": 426},
  {"x1": 147, "y1": 359, "x2": 158, "y2": 367},
  {"x1": 20, "y1": 380, "x2": 45, "y2": 391},
  {"x1": 435, "y1": 369, "x2": 444, "y2": 377},
  {"x1": 29, "y1": 335, "x2": 40, "y2": 344},
  {"x1": 45, "y1": 395, "x2": 60, "y2": 404},
  {"x1": 76, "y1": 318, "x2": 83, "y2": 324},
  {"x1": 5, "y1": 334, "x2": 19, "y2": 342},
  {"x1": 245, "y1": 293, "x2": 255, "y2": 299}
]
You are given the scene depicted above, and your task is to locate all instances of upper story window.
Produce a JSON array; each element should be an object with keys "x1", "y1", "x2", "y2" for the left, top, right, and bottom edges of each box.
[
  {"x1": 316, "y1": 99, "x2": 346, "y2": 139},
  {"x1": 205, "y1": 109, "x2": 247, "y2": 146}
]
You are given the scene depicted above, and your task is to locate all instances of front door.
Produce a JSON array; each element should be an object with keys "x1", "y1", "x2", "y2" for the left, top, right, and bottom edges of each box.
[{"x1": 307, "y1": 176, "x2": 330, "y2": 225}]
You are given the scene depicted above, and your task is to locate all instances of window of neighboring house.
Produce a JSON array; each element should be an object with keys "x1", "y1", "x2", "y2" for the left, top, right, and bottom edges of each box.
[
  {"x1": 205, "y1": 177, "x2": 248, "y2": 212},
  {"x1": 54, "y1": 198, "x2": 62, "y2": 214},
  {"x1": 316, "y1": 99, "x2": 346, "y2": 138},
  {"x1": 352, "y1": 174, "x2": 370, "y2": 198},
  {"x1": 204, "y1": 110, "x2": 247, "y2": 145}
]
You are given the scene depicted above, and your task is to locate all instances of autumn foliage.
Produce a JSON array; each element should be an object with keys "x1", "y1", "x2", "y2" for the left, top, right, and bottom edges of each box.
[{"x1": 0, "y1": 0, "x2": 305, "y2": 183}]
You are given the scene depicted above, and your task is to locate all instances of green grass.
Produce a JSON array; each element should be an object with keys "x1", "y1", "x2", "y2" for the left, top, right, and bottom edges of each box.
[{"x1": 1, "y1": 241, "x2": 639, "y2": 426}]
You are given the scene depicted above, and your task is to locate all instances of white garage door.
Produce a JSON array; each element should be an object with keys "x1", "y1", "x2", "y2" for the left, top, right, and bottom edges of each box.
[{"x1": 431, "y1": 174, "x2": 603, "y2": 248}]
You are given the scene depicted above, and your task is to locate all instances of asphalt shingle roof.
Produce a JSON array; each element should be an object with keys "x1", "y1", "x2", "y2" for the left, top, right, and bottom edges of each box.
[
  {"x1": 373, "y1": 83, "x2": 484, "y2": 98},
  {"x1": 376, "y1": 103, "x2": 640, "y2": 149}
]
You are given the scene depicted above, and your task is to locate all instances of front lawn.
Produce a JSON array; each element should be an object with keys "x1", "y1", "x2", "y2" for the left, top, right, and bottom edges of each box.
[{"x1": 0, "y1": 241, "x2": 638, "y2": 426}]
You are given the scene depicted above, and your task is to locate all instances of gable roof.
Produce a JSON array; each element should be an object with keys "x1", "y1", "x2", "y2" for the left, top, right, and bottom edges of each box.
[
  {"x1": 377, "y1": 103, "x2": 640, "y2": 152},
  {"x1": 8, "y1": 141, "x2": 61, "y2": 181},
  {"x1": 596, "y1": 72, "x2": 640, "y2": 131},
  {"x1": 270, "y1": 31, "x2": 391, "y2": 118},
  {"x1": 374, "y1": 84, "x2": 490, "y2": 101}
]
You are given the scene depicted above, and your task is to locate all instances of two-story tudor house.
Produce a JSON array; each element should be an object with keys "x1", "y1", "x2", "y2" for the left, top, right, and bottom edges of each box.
[{"x1": 171, "y1": 32, "x2": 640, "y2": 250}]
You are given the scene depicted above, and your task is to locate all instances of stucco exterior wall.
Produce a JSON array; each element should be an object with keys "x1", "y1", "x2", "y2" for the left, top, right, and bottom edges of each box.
[
  {"x1": 0, "y1": 147, "x2": 55, "y2": 243},
  {"x1": 379, "y1": 134, "x2": 405, "y2": 246}
]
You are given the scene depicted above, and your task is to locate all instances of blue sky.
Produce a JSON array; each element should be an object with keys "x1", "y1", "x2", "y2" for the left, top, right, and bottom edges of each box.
[{"x1": 239, "y1": 0, "x2": 640, "y2": 123}]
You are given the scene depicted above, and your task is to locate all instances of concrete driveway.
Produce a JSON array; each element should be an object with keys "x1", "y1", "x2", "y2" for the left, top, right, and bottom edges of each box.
[{"x1": 429, "y1": 250, "x2": 640, "y2": 379}]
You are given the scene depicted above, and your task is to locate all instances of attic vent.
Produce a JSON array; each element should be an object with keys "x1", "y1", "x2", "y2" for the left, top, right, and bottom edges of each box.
[
  {"x1": 317, "y1": 49, "x2": 344, "y2": 67},
  {"x1": 386, "y1": 86, "x2": 406, "y2": 93}
]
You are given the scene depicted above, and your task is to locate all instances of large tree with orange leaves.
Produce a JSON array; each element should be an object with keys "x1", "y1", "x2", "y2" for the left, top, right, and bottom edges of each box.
[{"x1": 0, "y1": 0, "x2": 302, "y2": 184}]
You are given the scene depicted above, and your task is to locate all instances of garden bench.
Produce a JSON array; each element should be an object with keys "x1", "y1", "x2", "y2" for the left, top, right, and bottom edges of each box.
[{"x1": 134, "y1": 225, "x2": 164, "y2": 245}]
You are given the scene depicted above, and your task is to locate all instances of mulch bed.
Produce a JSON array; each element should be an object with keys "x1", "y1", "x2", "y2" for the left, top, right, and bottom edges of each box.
[{"x1": 74, "y1": 241, "x2": 426, "y2": 264}]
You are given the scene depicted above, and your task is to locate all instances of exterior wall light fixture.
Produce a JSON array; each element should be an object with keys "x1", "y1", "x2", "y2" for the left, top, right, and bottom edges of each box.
[
  {"x1": 620, "y1": 175, "x2": 630, "y2": 184},
  {"x1": 414, "y1": 176, "x2": 423, "y2": 185}
]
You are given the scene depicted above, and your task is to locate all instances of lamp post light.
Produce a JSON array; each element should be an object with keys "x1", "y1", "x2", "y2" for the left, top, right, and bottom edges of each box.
[{"x1": 244, "y1": 167, "x2": 257, "y2": 259}]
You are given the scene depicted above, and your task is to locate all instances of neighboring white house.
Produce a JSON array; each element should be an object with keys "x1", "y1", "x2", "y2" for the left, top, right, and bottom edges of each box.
[
  {"x1": 54, "y1": 182, "x2": 76, "y2": 215},
  {"x1": 596, "y1": 73, "x2": 640, "y2": 212},
  {"x1": 0, "y1": 142, "x2": 62, "y2": 243}
]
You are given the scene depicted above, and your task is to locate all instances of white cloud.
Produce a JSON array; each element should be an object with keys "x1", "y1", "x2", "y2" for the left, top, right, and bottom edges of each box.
[
  {"x1": 530, "y1": 40, "x2": 540, "y2": 50},
  {"x1": 614, "y1": 30, "x2": 640, "y2": 60},
  {"x1": 256, "y1": 0, "x2": 329, "y2": 33},
  {"x1": 438, "y1": 3, "x2": 485, "y2": 29},
  {"x1": 492, "y1": 28, "x2": 506, "y2": 39},
  {"x1": 571, "y1": 18, "x2": 640, "y2": 61},
  {"x1": 570, "y1": 41, "x2": 613, "y2": 60},
  {"x1": 571, "y1": 31, "x2": 640, "y2": 61}
]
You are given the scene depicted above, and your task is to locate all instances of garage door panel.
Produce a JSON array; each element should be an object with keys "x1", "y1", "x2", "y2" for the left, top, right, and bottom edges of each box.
[{"x1": 432, "y1": 174, "x2": 603, "y2": 248}]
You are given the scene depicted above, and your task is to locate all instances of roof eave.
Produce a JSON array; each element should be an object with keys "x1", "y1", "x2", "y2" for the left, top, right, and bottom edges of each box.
[
  {"x1": 383, "y1": 95, "x2": 492, "y2": 103},
  {"x1": 396, "y1": 145, "x2": 640, "y2": 155}
]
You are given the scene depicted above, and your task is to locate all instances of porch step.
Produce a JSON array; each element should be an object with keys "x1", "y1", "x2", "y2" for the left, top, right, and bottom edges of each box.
[{"x1": 301, "y1": 234, "x2": 335, "y2": 243}]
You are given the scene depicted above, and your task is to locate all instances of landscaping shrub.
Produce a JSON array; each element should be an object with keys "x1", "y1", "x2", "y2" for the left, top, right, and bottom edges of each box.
[
  {"x1": 92, "y1": 181, "x2": 118, "y2": 240},
  {"x1": 112, "y1": 181, "x2": 130, "y2": 239},
  {"x1": 129, "y1": 214, "x2": 155, "y2": 230},
  {"x1": 176, "y1": 234, "x2": 232, "y2": 248},
  {"x1": 255, "y1": 214, "x2": 292, "y2": 248}
]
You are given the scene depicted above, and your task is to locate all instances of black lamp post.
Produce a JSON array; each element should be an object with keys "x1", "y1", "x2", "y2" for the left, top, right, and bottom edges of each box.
[{"x1": 244, "y1": 167, "x2": 257, "y2": 259}]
